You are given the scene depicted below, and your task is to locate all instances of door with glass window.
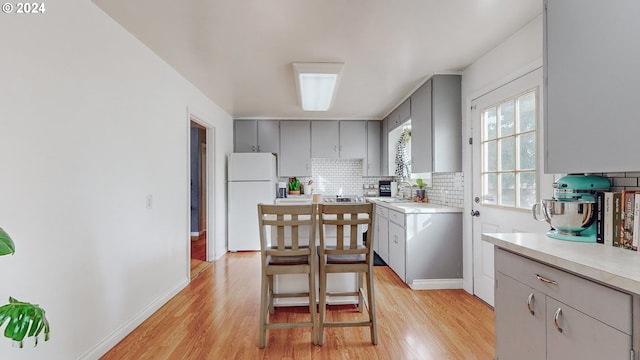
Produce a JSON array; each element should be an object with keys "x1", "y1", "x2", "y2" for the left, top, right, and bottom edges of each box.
[{"x1": 471, "y1": 68, "x2": 553, "y2": 306}]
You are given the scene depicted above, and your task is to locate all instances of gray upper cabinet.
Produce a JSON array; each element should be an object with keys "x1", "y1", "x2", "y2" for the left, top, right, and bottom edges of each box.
[
  {"x1": 544, "y1": 0, "x2": 640, "y2": 173},
  {"x1": 388, "y1": 99, "x2": 410, "y2": 131},
  {"x1": 311, "y1": 121, "x2": 339, "y2": 158},
  {"x1": 310, "y1": 120, "x2": 366, "y2": 160},
  {"x1": 366, "y1": 121, "x2": 381, "y2": 176},
  {"x1": 234, "y1": 120, "x2": 279, "y2": 153},
  {"x1": 381, "y1": 117, "x2": 389, "y2": 176},
  {"x1": 410, "y1": 74, "x2": 461, "y2": 173},
  {"x1": 339, "y1": 121, "x2": 367, "y2": 159},
  {"x1": 279, "y1": 120, "x2": 311, "y2": 176}
]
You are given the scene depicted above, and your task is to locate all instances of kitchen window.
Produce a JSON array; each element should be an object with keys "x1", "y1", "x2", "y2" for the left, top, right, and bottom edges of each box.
[{"x1": 480, "y1": 90, "x2": 536, "y2": 210}]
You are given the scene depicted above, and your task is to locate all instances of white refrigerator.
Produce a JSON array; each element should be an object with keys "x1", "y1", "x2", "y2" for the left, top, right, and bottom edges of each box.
[{"x1": 228, "y1": 153, "x2": 277, "y2": 251}]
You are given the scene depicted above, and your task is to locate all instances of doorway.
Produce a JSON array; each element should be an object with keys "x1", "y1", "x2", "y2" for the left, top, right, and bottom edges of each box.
[
  {"x1": 470, "y1": 68, "x2": 553, "y2": 306},
  {"x1": 190, "y1": 120, "x2": 209, "y2": 278}
]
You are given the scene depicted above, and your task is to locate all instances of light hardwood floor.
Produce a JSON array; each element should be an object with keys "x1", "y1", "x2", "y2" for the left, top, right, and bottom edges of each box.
[{"x1": 102, "y1": 252, "x2": 495, "y2": 359}]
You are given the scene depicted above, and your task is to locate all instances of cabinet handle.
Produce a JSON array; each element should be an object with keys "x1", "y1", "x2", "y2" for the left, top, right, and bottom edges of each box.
[
  {"x1": 553, "y1": 308, "x2": 563, "y2": 333},
  {"x1": 526, "y1": 293, "x2": 535, "y2": 315},
  {"x1": 334, "y1": 146, "x2": 337, "y2": 152},
  {"x1": 393, "y1": 235, "x2": 398, "y2": 244},
  {"x1": 252, "y1": 146, "x2": 256, "y2": 152},
  {"x1": 257, "y1": 145, "x2": 261, "y2": 152},
  {"x1": 535, "y1": 274, "x2": 558, "y2": 285}
]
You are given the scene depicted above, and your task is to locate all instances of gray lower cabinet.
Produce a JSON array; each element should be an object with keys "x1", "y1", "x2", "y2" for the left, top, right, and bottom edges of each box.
[
  {"x1": 410, "y1": 74, "x2": 461, "y2": 173},
  {"x1": 387, "y1": 211, "x2": 405, "y2": 280},
  {"x1": 374, "y1": 204, "x2": 462, "y2": 286},
  {"x1": 495, "y1": 248, "x2": 632, "y2": 360},
  {"x1": 366, "y1": 121, "x2": 381, "y2": 176},
  {"x1": 544, "y1": 0, "x2": 640, "y2": 173},
  {"x1": 234, "y1": 119, "x2": 279, "y2": 153},
  {"x1": 374, "y1": 205, "x2": 389, "y2": 264},
  {"x1": 279, "y1": 120, "x2": 311, "y2": 176}
]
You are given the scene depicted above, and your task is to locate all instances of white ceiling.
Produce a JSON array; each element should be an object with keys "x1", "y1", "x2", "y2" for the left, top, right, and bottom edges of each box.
[{"x1": 93, "y1": 0, "x2": 542, "y2": 120}]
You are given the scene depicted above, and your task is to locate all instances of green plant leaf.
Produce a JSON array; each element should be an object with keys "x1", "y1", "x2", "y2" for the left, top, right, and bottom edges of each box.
[
  {"x1": 416, "y1": 178, "x2": 426, "y2": 189},
  {"x1": 0, "y1": 297, "x2": 50, "y2": 347},
  {"x1": 0, "y1": 228, "x2": 15, "y2": 256}
]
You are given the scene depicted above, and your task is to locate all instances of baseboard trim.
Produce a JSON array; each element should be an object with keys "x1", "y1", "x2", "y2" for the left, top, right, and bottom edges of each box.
[
  {"x1": 409, "y1": 278, "x2": 463, "y2": 290},
  {"x1": 78, "y1": 278, "x2": 189, "y2": 360}
]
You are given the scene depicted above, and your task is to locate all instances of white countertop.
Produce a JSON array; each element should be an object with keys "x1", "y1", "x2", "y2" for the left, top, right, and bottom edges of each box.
[
  {"x1": 367, "y1": 197, "x2": 463, "y2": 214},
  {"x1": 482, "y1": 232, "x2": 640, "y2": 295}
]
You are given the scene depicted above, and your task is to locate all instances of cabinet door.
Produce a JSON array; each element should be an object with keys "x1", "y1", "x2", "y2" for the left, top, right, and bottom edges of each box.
[
  {"x1": 339, "y1": 121, "x2": 367, "y2": 159},
  {"x1": 544, "y1": 0, "x2": 640, "y2": 173},
  {"x1": 397, "y1": 98, "x2": 411, "y2": 124},
  {"x1": 388, "y1": 221, "x2": 405, "y2": 282},
  {"x1": 311, "y1": 121, "x2": 339, "y2": 158},
  {"x1": 431, "y1": 74, "x2": 461, "y2": 172},
  {"x1": 366, "y1": 121, "x2": 381, "y2": 176},
  {"x1": 410, "y1": 79, "x2": 433, "y2": 173},
  {"x1": 234, "y1": 120, "x2": 257, "y2": 152},
  {"x1": 546, "y1": 297, "x2": 631, "y2": 360},
  {"x1": 387, "y1": 109, "x2": 401, "y2": 131},
  {"x1": 279, "y1": 121, "x2": 311, "y2": 176},
  {"x1": 375, "y1": 213, "x2": 389, "y2": 264},
  {"x1": 257, "y1": 120, "x2": 279, "y2": 153},
  {"x1": 381, "y1": 117, "x2": 389, "y2": 176},
  {"x1": 495, "y1": 272, "x2": 546, "y2": 360}
]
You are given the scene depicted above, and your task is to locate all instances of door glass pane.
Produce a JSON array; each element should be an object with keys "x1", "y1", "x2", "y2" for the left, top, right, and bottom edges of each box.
[
  {"x1": 499, "y1": 173, "x2": 515, "y2": 207},
  {"x1": 483, "y1": 141, "x2": 497, "y2": 172},
  {"x1": 518, "y1": 132, "x2": 536, "y2": 170},
  {"x1": 484, "y1": 173, "x2": 497, "y2": 205},
  {"x1": 518, "y1": 172, "x2": 536, "y2": 209},
  {"x1": 518, "y1": 92, "x2": 536, "y2": 132},
  {"x1": 499, "y1": 101, "x2": 515, "y2": 137},
  {"x1": 499, "y1": 137, "x2": 515, "y2": 171},
  {"x1": 483, "y1": 107, "x2": 497, "y2": 140}
]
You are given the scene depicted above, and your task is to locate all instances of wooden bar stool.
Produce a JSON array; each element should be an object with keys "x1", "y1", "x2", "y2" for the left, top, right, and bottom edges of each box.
[
  {"x1": 257, "y1": 203, "x2": 318, "y2": 348},
  {"x1": 317, "y1": 203, "x2": 378, "y2": 345}
]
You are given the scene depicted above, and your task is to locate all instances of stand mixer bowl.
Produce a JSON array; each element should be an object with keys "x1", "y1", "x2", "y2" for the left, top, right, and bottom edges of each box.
[{"x1": 532, "y1": 199, "x2": 596, "y2": 236}]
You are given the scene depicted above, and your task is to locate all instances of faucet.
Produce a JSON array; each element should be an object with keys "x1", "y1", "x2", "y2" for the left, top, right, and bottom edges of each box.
[{"x1": 397, "y1": 180, "x2": 413, "y2": 199}]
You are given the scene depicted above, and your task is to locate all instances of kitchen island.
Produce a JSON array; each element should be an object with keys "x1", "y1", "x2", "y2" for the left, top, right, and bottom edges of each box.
[
  {"x1": 368, "y1": 198, "x2": 463, "y2": 290},
  {"x1": 483, "y1": 232, "x2": 640, "y2": 360}
]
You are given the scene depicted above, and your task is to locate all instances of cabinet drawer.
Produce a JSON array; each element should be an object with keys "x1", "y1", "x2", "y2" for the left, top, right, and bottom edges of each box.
[
  {"x1": 496, "y1": 248, "x2": 632, "y2": 335},
  {"x1": 388, "y1": 210, "x2": 404, "y2": 227},
  {"x1": 375, "y1": 204, "x2": 388, "y2": 218}
]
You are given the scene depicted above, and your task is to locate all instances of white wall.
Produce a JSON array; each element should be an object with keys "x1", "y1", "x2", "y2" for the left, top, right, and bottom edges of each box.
[
  {"x1": 0, "y1": 0, "x2": 232, "y2": 359},
  {"x1": 460, "y1": 14, "x2": 543, "y2": 293}
]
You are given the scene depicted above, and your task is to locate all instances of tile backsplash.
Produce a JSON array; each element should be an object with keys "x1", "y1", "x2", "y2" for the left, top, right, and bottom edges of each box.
[
  {"x1": 595, "y1": 172, "x2": 640, "y2": 192},
  {"x1": 426, "y1": 172, "x2": 464, "y2": 208},
  {"x1": 278, "y1": 158, "x2": 464, "y2": 208}
]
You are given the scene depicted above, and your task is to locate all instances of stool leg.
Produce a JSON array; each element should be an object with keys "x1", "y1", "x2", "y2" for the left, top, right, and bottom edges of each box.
[
  {"x1": 366, "y1": 269, "x2": 378, "y2": 345},
  {"x1": 318, "y1": 262, "x2": 327, "y2": 345},
  {"x1": 308, "y1": 266, "x2": 318, "y2": 345},
  {"x1": 259, "y1": 272, "x2": 269, "y2": 348}
]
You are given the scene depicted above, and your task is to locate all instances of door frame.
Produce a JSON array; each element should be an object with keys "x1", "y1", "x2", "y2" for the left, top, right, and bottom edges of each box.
[
  {"x1": 462, "y1": 59, "x2": 544, "y2": 295},
  {"x1": 187, "y1": 109, "x2": 216, "y2": 275}
]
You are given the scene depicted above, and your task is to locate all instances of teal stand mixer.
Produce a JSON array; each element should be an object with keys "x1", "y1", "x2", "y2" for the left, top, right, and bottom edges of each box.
[{"x1": 532, "y1": 174, "x2": 610, "y2": 242}]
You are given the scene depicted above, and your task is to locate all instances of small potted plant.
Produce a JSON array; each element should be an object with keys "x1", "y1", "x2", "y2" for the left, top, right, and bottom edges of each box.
[
  {"x1": 288, "y1": 177, "x2": 301, "y2": 195},
  {"x1": 414, "y1": 179, "x2": 428, "y2": 202}
]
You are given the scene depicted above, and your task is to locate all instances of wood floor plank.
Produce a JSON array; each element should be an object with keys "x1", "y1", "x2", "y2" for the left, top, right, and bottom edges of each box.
[{"x1": 101, "y1": 252, "x2": 494, "y2": 359}]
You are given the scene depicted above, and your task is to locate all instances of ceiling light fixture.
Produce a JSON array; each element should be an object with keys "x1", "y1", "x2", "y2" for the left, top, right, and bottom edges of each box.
[{"x1": 292, "y1": 62, "x2": 344, "y2": 111}]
